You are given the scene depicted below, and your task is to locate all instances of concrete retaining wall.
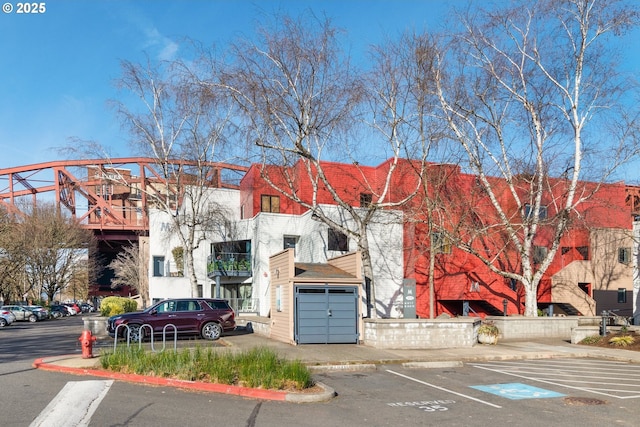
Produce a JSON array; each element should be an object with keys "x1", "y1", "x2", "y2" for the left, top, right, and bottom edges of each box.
[
  {"x1": 488, "y1": 316, "x2": 601, "y2": 341},
  {"x1": 82, "y1": 316, "x2": 109, "y2": 338},
  {"x1": 363, "y1": 318, "x2": 480, "y2": 349},
  {"x1": 233, "y1": 314, "x2": 606, "y2": 349}
]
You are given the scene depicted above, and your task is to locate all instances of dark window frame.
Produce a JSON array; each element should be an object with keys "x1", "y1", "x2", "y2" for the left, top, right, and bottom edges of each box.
[
  {"x1": 618, "y1": 247, "x2": 631, "y2": 264},
  {"x1": 525, "y1": 204, "x2": 548, "y2": 220},
  {"x1": 360, "y1": 193, "x2": 373, "y2": 208},
  {"x1": 153, "y1": 256, "x2": 165, "y2": 277},
  {"x1": 618, "y1": 288, "x2": 627, "y2": 303},
  {"x1": 261, "y1": 195, "x2": 280, "y2": 213},
  {"x1": 328, "y1": 228, "x2": 348, "y2": 252}
]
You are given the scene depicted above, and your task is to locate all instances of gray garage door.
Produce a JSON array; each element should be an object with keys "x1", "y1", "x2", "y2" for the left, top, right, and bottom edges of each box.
[{"x1": 295, "y1": 285, "x2": 358, "y2": 344}]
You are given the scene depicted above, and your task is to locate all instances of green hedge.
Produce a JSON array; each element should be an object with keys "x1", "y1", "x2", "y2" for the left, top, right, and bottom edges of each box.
[{"x1": 100, "y1": 296, "x2": 138, "y2": 317}]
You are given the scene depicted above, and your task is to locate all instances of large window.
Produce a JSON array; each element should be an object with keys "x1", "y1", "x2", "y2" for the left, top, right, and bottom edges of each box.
[
  {"x1": 261, "y1": 195, "x2": 280, "y2": 213},
  {"x1": 525, "y1": 204, "x2": 548, "y2": 220},
  {"x1": 153, "y1": 256, "x2": 165, "y2": 277},
  {"x1": 328, "y1": 228, "x2": 348, "y2": 251},
  {"x1": 618, "y1": 288, "x2": 627, "y2": 303}
]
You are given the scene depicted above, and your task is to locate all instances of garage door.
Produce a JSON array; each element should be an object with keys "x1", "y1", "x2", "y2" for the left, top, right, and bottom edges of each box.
[{"x1": 295, "y1": 285, "x2": 358, "y2": 344}]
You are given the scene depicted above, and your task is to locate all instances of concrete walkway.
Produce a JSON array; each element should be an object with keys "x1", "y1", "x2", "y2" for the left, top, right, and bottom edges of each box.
[{"x1": 33, "y1": 331, "x2": 640, "y2": 403}]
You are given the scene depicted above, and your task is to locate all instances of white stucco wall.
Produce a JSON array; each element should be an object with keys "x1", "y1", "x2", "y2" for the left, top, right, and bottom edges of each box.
[
  {"x1": 147, "y1": 190, "x2": 405, "y2": 318},
  {"x1": 148, "y1": 188, "x2": 241, "y2": 303}
]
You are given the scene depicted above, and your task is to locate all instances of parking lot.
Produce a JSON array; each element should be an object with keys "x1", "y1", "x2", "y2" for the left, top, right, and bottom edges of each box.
[
  {"x1": 4, "y1": 316, "x2": 640, "y2": 426},
  {"x1": 469, "y1": 358, "x2": 640, "y2": 400},
  {"x1": 310, "y1": 358, "x2": 640, "y2": 426}
]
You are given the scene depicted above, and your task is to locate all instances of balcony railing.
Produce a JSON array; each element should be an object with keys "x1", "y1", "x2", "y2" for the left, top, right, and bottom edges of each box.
[
  {"x1": 207, "y1": 252, "x2": 252, "y2": 278},
  {"x1": 227, "y1": 298, "x2": 259, "y2": 314}
]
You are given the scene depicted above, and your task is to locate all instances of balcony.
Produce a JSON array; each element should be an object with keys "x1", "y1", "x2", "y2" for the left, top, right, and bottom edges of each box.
[
  {"x1": 227, "y1": 297, "x2": 259, "y2": 314},
  {"x1": 207, "y1": 252, "x2": 252, "y2": 278}
]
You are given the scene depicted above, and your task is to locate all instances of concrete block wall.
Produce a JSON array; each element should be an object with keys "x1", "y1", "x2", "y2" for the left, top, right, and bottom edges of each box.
[
  {"x1": 488, "y1": 316, "x2": 601, "y2": 341},
  {"x1": 362, "y1": 318, "x2": 480, "y2": 349}
]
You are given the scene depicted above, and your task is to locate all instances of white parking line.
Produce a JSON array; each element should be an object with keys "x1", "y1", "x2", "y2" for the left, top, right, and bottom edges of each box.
[
  {"x1": 30, "y1": 380, "x2": 113, "y2": 427},
  {"x1": 386, "y1": 369, "x2": 502, "y2": 408}
]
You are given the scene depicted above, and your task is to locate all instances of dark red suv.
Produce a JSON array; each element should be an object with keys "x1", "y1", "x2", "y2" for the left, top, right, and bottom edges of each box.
[{"x1": 107, "y1": 298, "x2": 235, "y2": 342}]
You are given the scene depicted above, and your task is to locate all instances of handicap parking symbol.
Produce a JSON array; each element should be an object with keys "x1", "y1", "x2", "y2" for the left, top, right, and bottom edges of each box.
[{"x1": 470, "y1": 383, "x2": 565, "y2": 400}]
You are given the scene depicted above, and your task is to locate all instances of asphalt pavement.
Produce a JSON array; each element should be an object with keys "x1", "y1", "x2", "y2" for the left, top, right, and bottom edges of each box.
[{"x1": 32, "y1": 327, "x2": 640, "y2": 403}]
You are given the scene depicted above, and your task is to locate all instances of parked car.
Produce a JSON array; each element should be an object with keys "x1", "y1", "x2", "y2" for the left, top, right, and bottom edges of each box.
[
  {"x1": 49, "y1": 304, "x2": 71, "y2": 318},
  {"x1": 80, "y1": 303, "x2": 94, "y2": 313},
  {"x1": 1, "y1": 305, "x2": 38, "y2": 322},
  {"x1": 25, "y1": 305, "x2": 50, "y2": 320},
  {"x1": 0, "y1": 308, "x2": 16, "y2": 327},
  {"x1": 107, "y1": 298, "x2": 236, "y2": 342},
  {"x1": 64, "y1": 303, "x2": 81, "y2": 315}
]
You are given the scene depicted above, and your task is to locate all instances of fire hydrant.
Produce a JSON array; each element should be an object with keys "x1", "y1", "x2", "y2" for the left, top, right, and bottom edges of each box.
[{"x1": 79, "y1": 330, "x2": 97, "y2": 359}]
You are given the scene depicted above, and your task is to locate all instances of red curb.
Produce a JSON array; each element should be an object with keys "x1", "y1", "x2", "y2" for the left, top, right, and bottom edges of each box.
[{"x1": 33, "y1": 357, "x2": 287, "y2": 401}]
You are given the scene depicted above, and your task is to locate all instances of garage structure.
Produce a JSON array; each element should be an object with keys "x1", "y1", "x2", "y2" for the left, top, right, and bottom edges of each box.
[{"x1": 268, "y1": 249, "x2": 364, "y2": 345}]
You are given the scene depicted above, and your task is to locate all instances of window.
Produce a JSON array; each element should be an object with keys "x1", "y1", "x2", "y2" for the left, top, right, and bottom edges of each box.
[
  {"x1": 432, "y1": 232, "x2": 452, "y2": 254},
  {"x1": 360, "y1": 193, "x2": 372, "y2": 208},
  {"x1": 328, "y1": 228, "x2": 348, "y2": 251},
  {"x1": 576, "y1": 246, "x2": 589, "y2": 260},
  {"x1": 619, "y1": 247, "x2": 631, "y2": 264},
  {"x1": 153, "y1": 256, "x2": 165, "y2": 277},
  {"x1": 533, "y1": 246, "x2": 548, "y2": 264},
  {"x1": 283, "y1": 236, "x2": 298, "y2": 253},
  {"x1": 618, "y1": 288, "x2": 627, "y2": 303},
  {"x1": 525, "y1": 204, "x2": 548, "y2": 220},
  {"x1": 261, "y1": 195, "x2": 280, "y2": 213},
  {"x1": 176, "y1": 300, "x2": 199, "y2": 311}
]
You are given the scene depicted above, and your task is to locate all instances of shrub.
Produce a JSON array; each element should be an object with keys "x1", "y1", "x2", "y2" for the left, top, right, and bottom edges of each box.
[
  {"x1": 609, "y1": 335, "x2": 635, "y2": 347},
  {"x1": 100, "y1": 296, "x2": 138, "y2": 317},
  {"x1": 580, "y1": 335, "x2": 603, "y2": 345},
  {"x1": 478, "y1": 321, "x2": 500, "y2": 336}
]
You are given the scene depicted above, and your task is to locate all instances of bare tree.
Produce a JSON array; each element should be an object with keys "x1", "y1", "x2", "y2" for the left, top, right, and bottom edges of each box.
[
  {"x1": 109, "y1": 242, "x2": 149, "y2": 307},
  {"x1": 15, "y1": 203, "x2": 95, "y2": 303},
  {"x1": 216, "y1": 12, "x2": 431, "y2": 318},
  {"x1": 0, "y1": 206, "x2": 25, "y2": 302},
  {"x1": 113, "y1": 58, "x2": 236, "y2": 297},
  {"x1": 433, "y1": 0, "x2": 639, "y2": 316}
]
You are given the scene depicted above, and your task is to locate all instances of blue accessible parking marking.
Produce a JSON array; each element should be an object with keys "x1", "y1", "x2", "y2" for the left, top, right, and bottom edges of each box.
[{"x1": 470, "y1": 383, "x2": 565, "y2": 400}]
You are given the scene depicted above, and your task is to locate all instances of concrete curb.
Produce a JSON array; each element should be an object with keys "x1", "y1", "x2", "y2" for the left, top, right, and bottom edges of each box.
[{"x1": 33, "y1": 356, "x2": 335, "y2": 403}]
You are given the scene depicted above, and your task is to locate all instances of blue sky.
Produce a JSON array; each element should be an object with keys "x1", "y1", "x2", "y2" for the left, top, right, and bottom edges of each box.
[
  {"x1": 0, "y1": 0, "x2": 638, "y2": 177},
  {"x1": 0, "y1": 0, "x2": 455, "y2": 169}
]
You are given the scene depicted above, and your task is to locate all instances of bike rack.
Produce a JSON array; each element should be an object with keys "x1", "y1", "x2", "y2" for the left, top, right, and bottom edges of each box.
[{"x1": 113, "y1": 323, "x2": 178, "y2": 352}]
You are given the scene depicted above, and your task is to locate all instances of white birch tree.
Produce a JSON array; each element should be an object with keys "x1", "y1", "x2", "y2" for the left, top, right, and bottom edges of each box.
[
  {"x1": 113, "y1": 59, "x2": 236, "y2": 298},
  {"x1": 217, "y1": 13, "x2": 430, "y2": 318},
  {"x1": 433, "y1": 0, "x2": 639, "y2": 316}
]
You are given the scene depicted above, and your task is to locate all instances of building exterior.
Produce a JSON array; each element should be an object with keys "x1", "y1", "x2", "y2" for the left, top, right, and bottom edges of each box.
[
  {"x1": 148, "y1": 187, "x2": 404, "y2": 320},
  {"x1": 146, "y1": 158, "x2": 636, "y2": 325}
]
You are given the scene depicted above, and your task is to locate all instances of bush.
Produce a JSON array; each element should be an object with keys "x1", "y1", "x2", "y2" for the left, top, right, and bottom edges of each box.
[
  {"x1": 478, "y1": 321, "x2": 500, "y2": 336},
  {"x1": 580, "y1": 335, "x2": 603, "y2": 345},
  {"x1": 609, "y1": 335, "x2": 635, "y2": 347},
  {"x1": 100, "y1": 296, "x2": 138, "y2": 317}
]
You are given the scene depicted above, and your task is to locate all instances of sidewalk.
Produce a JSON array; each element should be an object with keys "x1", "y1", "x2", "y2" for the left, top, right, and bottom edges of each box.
[{"x1": 33, "y1": 331, "x2": 640, "y2": 403}]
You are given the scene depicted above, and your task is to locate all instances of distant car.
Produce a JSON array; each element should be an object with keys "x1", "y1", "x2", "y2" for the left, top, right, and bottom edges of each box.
[
  {"x1": 0, "y1": 308, "x2": 16, "y2": 327},
  {"x1": 1, "y1": 305, "x2": 37, "y2": 322},
  {"x1": 80, "y1": 303, "x2": 94, "y2": 313},
  {"x1": 49, "y1": 304, "x2": 71, "y2": 318},
  {"x1": 107, "y1": 298, "x2": 236, "y2": 342},
  {"x1": 25, "y1": 305, "x2": 50, "y2": 320},
  {"x1": 64, "y1": 303, "x2": 81, "y2": 315}
]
